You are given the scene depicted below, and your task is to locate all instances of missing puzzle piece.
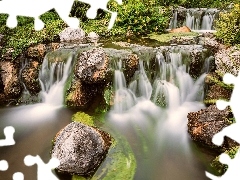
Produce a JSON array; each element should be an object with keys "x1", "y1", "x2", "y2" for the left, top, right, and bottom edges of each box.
[
  {"x1": 24, "y1": 155, "x2": 60, "y2": 180},
  {"x1": 206, "y1": 149, "x2": 240, "y2": 179},
  {"x1": 0, "y1": 126, "x2": 15, "y2": 146}
]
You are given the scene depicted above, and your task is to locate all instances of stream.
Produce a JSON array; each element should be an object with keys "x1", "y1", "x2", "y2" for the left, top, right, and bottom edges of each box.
[{"x1": 0, "y1": 44, "x2": 218, "y2": 180}]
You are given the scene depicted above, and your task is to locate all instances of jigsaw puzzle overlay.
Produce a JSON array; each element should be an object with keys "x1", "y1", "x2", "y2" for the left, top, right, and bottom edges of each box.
[
  {"x1": 0, "y1": 0, "x2": 122, "y2": 30},
  {"x1": 0, "y1": 126, "x2": 60, "y2": 180},
  {"x1": 205, "y1": 72, "x2": 240, "y2": 179}
]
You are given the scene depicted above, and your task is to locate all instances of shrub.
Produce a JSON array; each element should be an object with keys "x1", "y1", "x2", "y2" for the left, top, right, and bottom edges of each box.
[
  {"x1": 215, "y1": 3, "x2": 240, "y2": 45},
  {"x1": 107, "y1": 0, "x2": 170, "y2": 35},
  {"x1": 0, "y1": 12, "x2": 66, "y2": 59}
]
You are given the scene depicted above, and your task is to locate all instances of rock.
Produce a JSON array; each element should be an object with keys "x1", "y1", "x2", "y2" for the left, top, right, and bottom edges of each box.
[
  {"x1": 169, "y1": 26, "x2": 191, "y2": 33},
  {"x1": 0, "y1": 61, "x2": 22, "y2": 100},
  {"x1": 205, "y1": 84, "x2": 232, "y2": 102},
  {"x1": 59, "y1": 27, "x2": 85, "y2": 42},
  {"x1": 87, "y1": 32, "x2": 99, "y2": 46},
  {"x1": 67, "y1": 47, "x2": 139, "y2": 109},
  {"x1": 75, "y1": 48, "x2": 111, "y2": 84},
  {"x1": 215, "y1": 46, "x2": 240, "y2": 76},
  {"x1": 187, "y1": 105, "x2": 238, "y2": 150},
  {"x1": 21, "y1": 60, "x2": 41, "y2": 94},
  {"x1": 65, "y1": 79, "x2": 100, "y2": 109},
  {"x1": 75, "y1": 48, "x2": 139, "y2": 84},
  {"x1": 27, "y1": 44, "x2": 46, "y2": 59},
  {"x1": 52, "y1": 122, "x2": 112, "y2": 176}
]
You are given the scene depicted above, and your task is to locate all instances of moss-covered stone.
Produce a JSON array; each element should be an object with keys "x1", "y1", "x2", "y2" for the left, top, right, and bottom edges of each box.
[
  {"x1": 72, "y1": 135, "x2": 136, "y2": 180},
  {"x1": 72, "y1": 112, "x2": 95, "y2": 127}
]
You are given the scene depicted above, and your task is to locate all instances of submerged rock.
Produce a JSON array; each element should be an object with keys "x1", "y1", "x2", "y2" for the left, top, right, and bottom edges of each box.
[
  {"x1": 52, "y1": 122, "x2": 112, "y2": 176},
  {"x1": 187, "y1": 105, "x2": 238, "y2": 150}
]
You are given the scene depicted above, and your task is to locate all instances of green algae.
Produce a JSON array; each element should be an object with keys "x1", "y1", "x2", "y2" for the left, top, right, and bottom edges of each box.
[
  {"x1": 72, "y1": 133, "x2": 136, "y2": 180},
  {"x1": 71, "y1": 112, "x2": 95, "y2": 127}
]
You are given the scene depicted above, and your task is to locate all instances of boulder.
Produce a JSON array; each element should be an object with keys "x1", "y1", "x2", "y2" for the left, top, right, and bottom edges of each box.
[
  {"x1": 75, "y1": 48, "x2": 111, "y2": 84},
  {"x1": 21, "y1": 60, "x2": 41, "y2": 94},
  {"x1": 75, "y1": 47, "x2": 139, "y2": 84},
  {"x1": 215, "y1": 46, "x2": 240, "y2": 76},
  {"x1": 27, "y1": 44, "x2": 47, "y2": 59},
  {"x1": 65, "y1": 79, "x2": 100, "y2": 109},
  {"x1": 51, "y1": 122, "x2": 112, "y2": 176},
  {"x1": 87, "y1": 32, "x2": 99, "y2": 46},
  {"x1": 169, "y1": 26, "x2": 191, "y2": 33},
  {"x1": 59, "y1": 27, "x2": 85, "y2": 42},
  {"x1": 0, "y1": 61, "x2": 22, "y2": 100},
  {"x1": 187, "y1": 105, "x2": 238, "y2": 150}
]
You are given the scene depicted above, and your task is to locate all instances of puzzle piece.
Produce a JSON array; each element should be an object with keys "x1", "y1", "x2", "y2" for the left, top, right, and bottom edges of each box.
[
  {"x1": 0, "y1": 126, "x2": 15, "y2": 146},
  {"x1": 0, "y1": 0, "x2": 122, "y2": 30},
  {"x1": 24, "y1": 155, "x2": 60, "y2": 180},
  {"x1": 206, "y1": 150, "x2": 240, "y2": 179}
]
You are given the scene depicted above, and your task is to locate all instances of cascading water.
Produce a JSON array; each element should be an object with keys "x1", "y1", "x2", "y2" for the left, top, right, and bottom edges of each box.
[
  {"x1": 39, "y1": 52, "x2": 74, "y2": 106},
  {"x1": 107, "y1": 46, "x2": 213, "y2": 179},
  {"x1": 169, "y1": 8, "x2": 219, "y2": 32}
]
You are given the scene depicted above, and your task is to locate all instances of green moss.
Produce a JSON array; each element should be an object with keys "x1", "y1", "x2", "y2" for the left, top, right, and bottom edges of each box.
[
  {"x1": 0, "y1": 12, "x2": 66, "y2": 59},
  {"x1": 148, "y1": 32, "x2": 199, "y2": 43},
  {"x1": 208, "y1": 75, "x2": 234, "y2": 90},
  {"x1": 211, "y1": 146, "x2": 240, "y2": 175},
  {"x1": 91, "y1": 136, "x2": 136, "y2": 180},
  {"x1": 72, "y1": 112, "x2": 95, "y2": 127}
]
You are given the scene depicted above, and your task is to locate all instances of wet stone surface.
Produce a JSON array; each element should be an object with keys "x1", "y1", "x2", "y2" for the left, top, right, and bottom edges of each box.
[{"x1": 51, "y1": 122, "x2": 112, "y2": 176}]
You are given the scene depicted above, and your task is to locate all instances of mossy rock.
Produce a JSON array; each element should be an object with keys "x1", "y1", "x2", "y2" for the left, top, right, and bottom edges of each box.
[{"x1": 72, "y1": 112, "x2": 95, "y2": 127}]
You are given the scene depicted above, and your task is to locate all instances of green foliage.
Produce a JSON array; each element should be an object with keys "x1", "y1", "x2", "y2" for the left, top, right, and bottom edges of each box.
[
  {"x1": 0, "y1": 12, "x2": 66, "y2": 59},
  {"x1": 107, "y1": 0, "x2": 170, "y2": 35},
  {"x1": 215, "y1": 4, "x2": 240, "y2": 45},
  {"x1": 72, "y1": 112, "x2": 95, "y2": 126}
]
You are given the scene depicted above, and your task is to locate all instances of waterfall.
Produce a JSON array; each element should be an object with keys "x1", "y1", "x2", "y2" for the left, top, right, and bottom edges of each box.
[
  {"x1": 39, "y1": 52, "x2": 74, "y2": 106},
  {"x1": 169, "y1": 8, "x2": 219, "y2": 32},
  {"x1": 107, "y1": 46, "x2": 210, "y2": 179}
]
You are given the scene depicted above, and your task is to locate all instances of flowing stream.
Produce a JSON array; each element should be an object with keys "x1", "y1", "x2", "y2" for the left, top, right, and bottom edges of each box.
[
  {"x1": 0, "y1": 52, "x2": 75, "y2": 180},
  {"x1": 106, "y1": 48, "x2": 215, "y2": 179},
  {"x1": 0, "y1": 47, "x2": 217, "y2": 180}
]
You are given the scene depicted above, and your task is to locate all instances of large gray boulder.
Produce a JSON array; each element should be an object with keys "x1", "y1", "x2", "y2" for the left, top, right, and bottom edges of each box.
[{"x1": 52, "y1": 122, "x2": 112, "y2": 176}]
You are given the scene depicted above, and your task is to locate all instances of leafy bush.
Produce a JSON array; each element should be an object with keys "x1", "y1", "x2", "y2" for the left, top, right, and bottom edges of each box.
[
  {"x1": 107, "y1": 0, "x2": 170, "y2": 35},
  {"x1": 215, "y1": 4, "x2": 240, "y2": 45},
  {"x1": 0, "y1": 12, "x2": 66, "y2": 58}
]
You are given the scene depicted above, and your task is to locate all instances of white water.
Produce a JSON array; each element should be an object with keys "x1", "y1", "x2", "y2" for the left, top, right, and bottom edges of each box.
[
  {"x1": 39, "y1": 52, "x2": 74, "y2": 106},
  {"x1": 107, "y1": 47, "x2": 210, "y2": 179},
  {"x1": 169, "y1": 8, "x2": 219, "y2": 31}
]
